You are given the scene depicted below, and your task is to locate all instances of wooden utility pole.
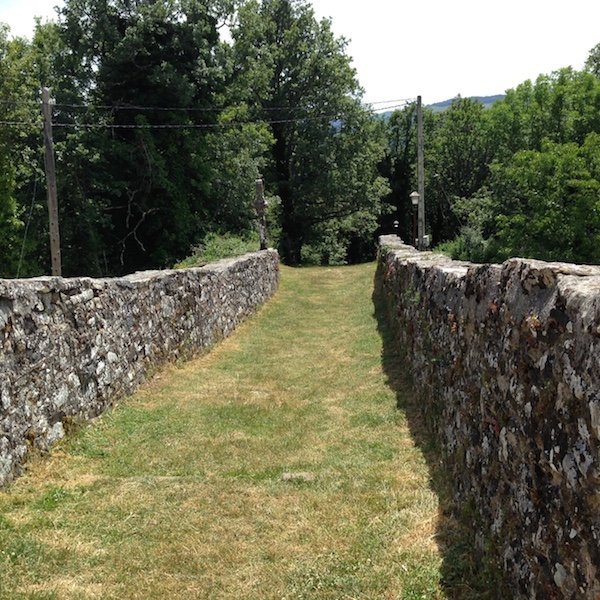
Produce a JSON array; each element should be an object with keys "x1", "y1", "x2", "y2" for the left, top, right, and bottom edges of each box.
[
  {"x1": 254, "y1": 178, "x2": 268, "y2": 250},
  {"x1": 416, "y1": 95, "x2": 425, "y2": 251},
  {"x1": 41, "y1": 87, "x2": 62, "y2": 277}
]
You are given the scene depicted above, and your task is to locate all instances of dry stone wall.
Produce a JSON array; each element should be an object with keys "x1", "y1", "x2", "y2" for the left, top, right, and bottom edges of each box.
[
  {"x1": 377, "y1": 235, "x2": 600, "y2": 599},
  {"x1": 0, "y1": 250, "x2": 279, "y2": 487}
]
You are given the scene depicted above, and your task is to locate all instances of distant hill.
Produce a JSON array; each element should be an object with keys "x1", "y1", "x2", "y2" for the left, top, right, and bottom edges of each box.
[
  {"x1": 376, "y1": 94, "x2": 505, "y2": 119},
  {"x1": 428, "y1": 94, "x2": 505, "y2": 113}
]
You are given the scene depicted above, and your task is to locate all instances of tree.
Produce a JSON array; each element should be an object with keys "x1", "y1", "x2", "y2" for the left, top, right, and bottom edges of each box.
[
  {"x1": 0, "y1": 24, "x2": 61, "y2": 277},
  {"x1": 490, "y1": 139, "x2": 600, "y2": 263},
  {"x1": 488, "y1": 69, "x2": 600, "y2": 159},
  {"x1": 379, "y1": 105, "x2": 417, "y2": 244},
  {"x1": 46, "y1": 0, "x2": 270, "y2": 275},
  {"x1": 231, "y1": 0, "x2": 387, "y2": 264},
  {"x1": 0, "y1": 26, "x2": 25, "y2": 277},
  {"x1": 586, "y1": 42, "x2": 600, "y2": 77},
  {"x1": 429, "y1": 69, "x2": 600, "y2": 264},
  {"x1": 54, "y1": 1, "x2": 224, "y2": 273},
  {"x1": 425, "y1": 97, "x2": 493, "y2": 243}
]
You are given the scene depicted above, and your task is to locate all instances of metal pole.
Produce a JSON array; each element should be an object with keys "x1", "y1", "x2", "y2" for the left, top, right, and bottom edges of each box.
[
  {"x1": 41, "y1": 87, "x2": 62, "y2": 276},
  {"x1": 417, "y1": 95, "x2": 425, "y2": 251},
  {"x1": 413, "y1": 208, "x2": 417, "y2": 248},
  {"x1": 254, "y1": 178, "x2": 268, "y2": 250}
]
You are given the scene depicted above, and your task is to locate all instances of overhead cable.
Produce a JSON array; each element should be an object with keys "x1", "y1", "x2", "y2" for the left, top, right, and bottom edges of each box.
[
  {"x1": 0, "y1": 102, "x2": 411, "y2": 130},
  {"x1": 1, "y1": 115, "x2": 338, "y2": 130},
  {"x1": 1, "y1": 96, "x2": 417, "y2": 113}
]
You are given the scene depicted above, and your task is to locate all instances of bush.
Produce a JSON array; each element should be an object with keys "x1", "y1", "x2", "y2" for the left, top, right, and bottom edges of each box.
[
  {"x1": 435, "y1": 226, "x2": 491, "y2": 263},
  {"x1": 299, "y1": 212, "x2": 379, "y2": 266},
  {"x1": 174, "y1": 231, "x2": 260, "y2": 268}
]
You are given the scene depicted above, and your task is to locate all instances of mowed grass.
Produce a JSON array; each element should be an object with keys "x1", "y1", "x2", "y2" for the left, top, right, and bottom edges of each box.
[{"x1": 0, "y1": 264, "x2": 444, "y2": 599}]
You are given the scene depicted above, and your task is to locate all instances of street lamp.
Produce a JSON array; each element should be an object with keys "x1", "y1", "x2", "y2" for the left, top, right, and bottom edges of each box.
[{"x1": 410, "y1": 191, "x2": 420, "y2": 249}]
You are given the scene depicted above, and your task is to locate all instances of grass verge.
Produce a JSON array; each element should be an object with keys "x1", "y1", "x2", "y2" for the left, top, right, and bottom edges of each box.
[{"x1": 1, "y1": 264, "x2": 447, "y2": 599}]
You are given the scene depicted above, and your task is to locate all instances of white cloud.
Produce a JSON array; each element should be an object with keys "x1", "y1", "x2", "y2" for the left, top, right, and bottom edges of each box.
[
  {"x1": 0, "y1": 0, "x2": 63, "y2": 39},
  {"x1": 1, "y1": 0, "x2": 599, "y2": 104},
  {"x1": 312, "y1": 0, "x2": 600, "y2": 103}
]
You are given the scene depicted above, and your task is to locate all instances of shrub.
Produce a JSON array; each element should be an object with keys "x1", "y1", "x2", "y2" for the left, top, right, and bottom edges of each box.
[{"x1": 174, "y1": 231, "x2": 260, "y2": 268}]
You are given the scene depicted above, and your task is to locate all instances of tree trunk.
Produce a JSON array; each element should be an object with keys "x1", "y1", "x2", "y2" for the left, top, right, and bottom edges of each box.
[
  {"x1": 272, "y1": 122, "x2": 303, "y2": 264},
  {"x1": 281, "y1": 224, "x2": 302, "y2": 265}
]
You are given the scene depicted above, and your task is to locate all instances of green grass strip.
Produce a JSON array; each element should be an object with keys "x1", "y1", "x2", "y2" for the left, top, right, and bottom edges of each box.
[{"x1": 0, "y1": 264, "x2": 496, "y2": 599}]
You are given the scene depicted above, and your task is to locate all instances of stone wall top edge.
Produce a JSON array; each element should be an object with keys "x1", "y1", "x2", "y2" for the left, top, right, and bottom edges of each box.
[
  {"x1": 0, "y1": 249, "x2": 278, "y2": 291},
  {"x1": 504, "y1": 257, "x2": 600, "y2": 277},
  {"x1": 380, "y1": 236, "x2": 600, "y2": 285},
  {"x1": 188, "y1": 248, "x2": 279, "y2": 275}
]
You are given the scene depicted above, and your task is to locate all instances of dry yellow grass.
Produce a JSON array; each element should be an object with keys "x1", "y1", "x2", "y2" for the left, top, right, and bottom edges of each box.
[{"x1": 0, "y1": 264, "x2": 451, "y2": 599}]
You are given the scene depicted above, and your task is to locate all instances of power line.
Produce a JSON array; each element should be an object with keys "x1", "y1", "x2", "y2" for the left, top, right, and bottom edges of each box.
[
  {"x1": 54, "y1": 102, "x2": 305, "y2": 112},
  {"x1": 55, "y1": 97, "x2": 417, "y2": 112},
  {"x1": 368, "y1": 98, "x2": 416, "y2": 106},
  {"x1": 0, "y1": 101, "x2": 412, "y2": 130},
  {"x1": 1, "y1": 96, "x2": 416, "y2": 113},
  {"x1": 0, "y1": 118, "x2": 306, "y2": 129},
  {"x1": 0, "y1": 112, "x2": 361, "y2": 130},
  {"x1": 372, "y1": 104, "x2": 414, "y2": 114},
  {"x1": 0, "y1": 121, "x2": 43, "y2": 127},
  {"x1": 53, "y1": 114, "x2": 342, "y2": 129},
  {"x1": 55, "y1": 102, "x2": 234, "y2": 111}
]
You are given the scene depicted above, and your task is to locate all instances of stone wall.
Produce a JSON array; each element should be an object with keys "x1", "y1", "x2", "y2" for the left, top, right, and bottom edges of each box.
[
  {"x1": 0, "y1": 250, "x2": 279, "y2": 487},
  {"x1": 377, "y1": 235, "x2": 600, "y2": 599}
]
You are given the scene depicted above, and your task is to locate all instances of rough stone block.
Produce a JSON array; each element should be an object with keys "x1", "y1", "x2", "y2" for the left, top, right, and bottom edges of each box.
[
  {"x1": 0, "y1": 250, "x2": 279, "y2": 487},
  {"x1": 377, "y1": 235, "x2": 600, "y2": 598}
]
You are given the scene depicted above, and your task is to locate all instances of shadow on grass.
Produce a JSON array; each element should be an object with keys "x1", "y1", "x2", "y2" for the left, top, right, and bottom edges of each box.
[{"x1": 372, "y1": 267, "x2": 507, "y2": 600}]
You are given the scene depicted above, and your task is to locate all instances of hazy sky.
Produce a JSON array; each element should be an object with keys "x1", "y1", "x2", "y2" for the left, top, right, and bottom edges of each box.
[{"x1": 1, "y1": 0, "x2": 599, "y2": 105}]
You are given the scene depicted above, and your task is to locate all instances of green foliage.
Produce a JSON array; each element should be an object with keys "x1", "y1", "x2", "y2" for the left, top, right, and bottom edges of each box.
[
  {"x1": 426, "y1": 97, "x2": 494, "y2": 243},
  {"x1": 231, "y1": 0, "x2": 388, "y2": 264},
  {"x1": 491, "y1": 138, "x2": 600, "y2": 263},
  {"x1": 430, "y1": 97, "x2": 493, "y2": 200},
  {"x1": 3, "y1": 1, "x2": 598, "y2": 272},
  {"x1": 301, "y1": 227, "x2": 348, "y2": 266},
  {"x1": 381, "y1": 97, "x2": 492, "y2": 247},
  {"x1": 586, "y1": 42, "x2": 600, "y2": 77},
  {"x1": 300, "y1": 210, "x2": 381, "y2": 265},
  {"x1": 0, "y1": 0, "x2": 388, "y2": 274},
  {"x1": 379, "y1": 104, "x2": 418, "y2": 243},
  {"x1": 0, "y1": 26, "x2": 38, "y2": 277},
  {"x1": 0, "y1": 1, "x2": 275, "y2": 276},
  {"x1": 52, "y1": 0, "x2": 237, "y2": 274},
  {"x1": 0, "y1": 159, "x2": 22, "y2": 277},
  {"x1": 436, "y1": 227, "x2": 491, "y2": 263},
  {"x1": 202, "y1": 113, "x2": 274, "y2": 233},
  {"x1": 174, "y1": 231, "x2": 260, "y2": 268},
  {"x1": 488, "y1": 69, "x2": 600, "y2": 157},
  {"x1": 390, "y1": 58, "x2": 600, "y2": 265},
  {"x1": 434, "y1": 190, "x2": 497, "y2": 262}
]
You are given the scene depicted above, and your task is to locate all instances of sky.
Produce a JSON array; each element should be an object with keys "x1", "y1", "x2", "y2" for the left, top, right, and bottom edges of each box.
[{"x1": 1, "y1": 0, "x2": 599, "y2": 105}]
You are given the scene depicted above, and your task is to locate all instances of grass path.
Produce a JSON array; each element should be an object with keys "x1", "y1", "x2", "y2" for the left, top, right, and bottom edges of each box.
[{"x1": 0, "y1": 264, "x2": 444, "y2": 599}]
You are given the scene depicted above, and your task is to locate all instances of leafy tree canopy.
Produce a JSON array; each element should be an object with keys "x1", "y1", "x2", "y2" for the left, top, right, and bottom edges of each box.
[
  {"x1": 384, "y1": 60, "x2": 600, "y2": 266},
  {"x1": 0, "y1": 0, "x2": 388, "y2": 275},
  {"x1": 586, "y1": 42, "x2": 600, "y2": 77},
  {"x1": 231, "y1": 0, "x2": 387, "y2": 264}
]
